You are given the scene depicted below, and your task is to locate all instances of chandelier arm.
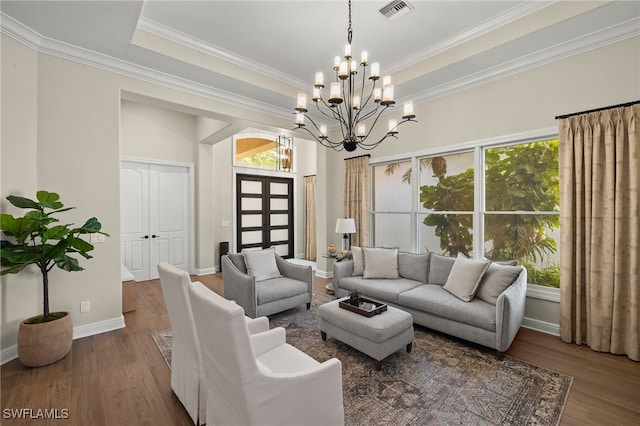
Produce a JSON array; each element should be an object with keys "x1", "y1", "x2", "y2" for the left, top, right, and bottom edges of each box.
[
  {"x1": 303, "y1": 113, "x2": 344, "y2": 147},
  {"x1": 293, "y1": 125, "x2": 344, "y2": 151},
  {"x1": 357, "y1": 103, "x2": 385, "y2": 123},
  {"x1": 358, "y1": 118, "x2": 417, "y2": 148},
  {"x1": 356, "y1": 105, "x2": 392, "y2": 143}
]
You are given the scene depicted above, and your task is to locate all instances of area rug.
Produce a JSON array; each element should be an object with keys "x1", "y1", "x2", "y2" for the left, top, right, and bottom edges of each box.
[{"x1": 152, "y1": 293, "x2": 572, "y2": 425}]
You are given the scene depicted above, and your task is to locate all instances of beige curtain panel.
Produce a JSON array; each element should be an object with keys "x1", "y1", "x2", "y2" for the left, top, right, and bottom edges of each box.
[
  {"x1": 559, "y1": 104, "x2": 639, "y2": 361},
  {"x1": 343, "y1": 156, "x2": 371, "y2": 247},
  {"x1": 303, "y1": 175, "x2": 317, "y2": 261}
]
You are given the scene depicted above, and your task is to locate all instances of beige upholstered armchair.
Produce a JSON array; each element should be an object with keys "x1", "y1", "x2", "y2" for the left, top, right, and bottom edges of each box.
[
  {"x1": 157, "y1": 263, "x2": 269, "y2": 425},
  {"x1": 188, "y1": 279, "x2": 345, "y2": 426},
  {"x1": 221, "y1": 248, "x2": 313, "y2": 318}
]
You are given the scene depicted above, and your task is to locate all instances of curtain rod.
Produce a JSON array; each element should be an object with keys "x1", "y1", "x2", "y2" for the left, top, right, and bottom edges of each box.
[
  {"x1": 344, "y1": 154, "x2": 371, "y2": 161},
  {"x1": 555, "y1": 100, "x2": 640, "y2": 120},
  {"x1": 303, "y1": 174, "x2": 316, "y2": 178}
]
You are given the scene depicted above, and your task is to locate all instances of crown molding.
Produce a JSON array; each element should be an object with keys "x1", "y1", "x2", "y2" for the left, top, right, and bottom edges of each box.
[
  {"x1": 137, "y1": 17, "x2": 309, "y2": 91},
  {"x1": 386, "y1": 0, "x2": 555, "y2": 75},
  {"x1": 0, "y1": 12, "x2": 292, "y2": 120},
  {"x1": 411, "y1": 17, "x2": 640, "y2": 105}
]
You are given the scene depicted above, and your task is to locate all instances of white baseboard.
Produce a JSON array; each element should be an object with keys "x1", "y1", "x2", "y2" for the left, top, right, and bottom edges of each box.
[
  {"x1": 522, "y1": 316, "x2": 560, "y2": 336},
  {"x1": 315, "y1": 269, "x2": 332, "y2": 279},
  {"x1": 1, "y1": 315, "x2": 126, "y2": 365},
  {"x1": 195, "y1": 267, "x2": 217, "y2": 275}
]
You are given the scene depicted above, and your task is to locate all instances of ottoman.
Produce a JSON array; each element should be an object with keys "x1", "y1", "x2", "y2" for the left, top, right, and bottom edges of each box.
[{"x1": 318, "y1": 298, "x2": 414, "y2": 370}]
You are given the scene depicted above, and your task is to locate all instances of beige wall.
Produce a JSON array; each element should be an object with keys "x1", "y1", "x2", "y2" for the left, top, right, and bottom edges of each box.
[
  {"x1": 323, "y1": 35, "x2": 640, "y2": 329},
  {"x1": 0, "y1": 34, "x2": 293, "y2": 354}
]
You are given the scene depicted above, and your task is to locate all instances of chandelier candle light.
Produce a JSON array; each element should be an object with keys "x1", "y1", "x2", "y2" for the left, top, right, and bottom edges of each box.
[{"x1": 294, "y1": 0, "x2": 417, "y2": 152}]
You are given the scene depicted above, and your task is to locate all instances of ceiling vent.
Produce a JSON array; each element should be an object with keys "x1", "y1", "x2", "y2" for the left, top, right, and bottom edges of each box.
[{"x1": 379, "y1": 0, "x2": 414, "y2": 22}]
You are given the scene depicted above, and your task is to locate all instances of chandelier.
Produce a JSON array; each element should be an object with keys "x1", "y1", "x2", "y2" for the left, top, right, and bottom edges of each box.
[{"x1": 293, "y1": 0, "x2": 417, "y2": 152}]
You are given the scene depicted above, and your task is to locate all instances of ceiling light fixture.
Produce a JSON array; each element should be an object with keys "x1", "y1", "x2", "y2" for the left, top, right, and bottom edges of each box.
[{"x1": 293, "y1": 0, "x2": 417, "y2": 152}]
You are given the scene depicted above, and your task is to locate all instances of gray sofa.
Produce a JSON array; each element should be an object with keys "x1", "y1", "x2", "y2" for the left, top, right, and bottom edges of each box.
[{"x1": 332, "y1": 249, "x2": 527, "y2": 352}]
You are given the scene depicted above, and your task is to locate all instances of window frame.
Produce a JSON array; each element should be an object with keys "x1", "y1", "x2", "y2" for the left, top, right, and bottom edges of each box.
[{"x1": 369, "y1": 127, "x2": 560, "y2": 300}]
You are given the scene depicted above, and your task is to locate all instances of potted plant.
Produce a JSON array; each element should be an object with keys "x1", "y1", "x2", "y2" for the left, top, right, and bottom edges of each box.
[{"x1": 0, "y1": 190, "x2": 108, "y2": 367}]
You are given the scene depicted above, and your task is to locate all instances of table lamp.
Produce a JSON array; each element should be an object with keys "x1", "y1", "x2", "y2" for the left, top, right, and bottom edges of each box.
[{"x1": 335, "y1": 218, "x2": 356, "y2": 253}]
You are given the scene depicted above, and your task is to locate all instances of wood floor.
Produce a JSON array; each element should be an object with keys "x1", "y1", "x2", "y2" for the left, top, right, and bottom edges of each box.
[{"x1": 2, "y1": 273, "x2": 639, "y2": 425}]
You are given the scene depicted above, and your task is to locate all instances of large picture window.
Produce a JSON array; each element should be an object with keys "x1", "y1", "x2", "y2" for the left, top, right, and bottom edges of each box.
[{"x1": 371, "y1": 135, "x2": 560, "y2": 288}]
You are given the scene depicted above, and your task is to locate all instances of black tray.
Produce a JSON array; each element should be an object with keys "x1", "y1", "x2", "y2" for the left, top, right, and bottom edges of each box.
[{"x1": 338, "y1": 296, "x2": 387, "y2": 317}]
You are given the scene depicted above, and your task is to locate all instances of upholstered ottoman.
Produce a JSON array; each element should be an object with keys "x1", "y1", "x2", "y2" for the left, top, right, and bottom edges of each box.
[{"x1": 318, "y1": 298, "x2": 414, "y2": 370}]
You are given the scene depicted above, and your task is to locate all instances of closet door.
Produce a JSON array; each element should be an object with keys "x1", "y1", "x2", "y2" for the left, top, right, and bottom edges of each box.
[
  {"x1": 236, "y1": 174, "x2": 293, "y2": 257},
  {"x1": 121, "y1": 161, "x2": 191, "y2": 281}
]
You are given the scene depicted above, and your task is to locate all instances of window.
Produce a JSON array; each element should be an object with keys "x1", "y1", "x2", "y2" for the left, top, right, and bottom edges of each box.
[
  {"x1": 234, "y1": 134, "x2": 293, "y2": 172},
  {"x1": 371, "y1": 161, "x2": 412, "y2": 251},
  {"x1": 418, "y1": 152, "x2": 475, "y2": 256},
  {"x1": 483, "y1": 140, "x2": 559, "y2": 288},
  {"x1": 371, "y1": 134, "x2": 560, "y2": 288}
]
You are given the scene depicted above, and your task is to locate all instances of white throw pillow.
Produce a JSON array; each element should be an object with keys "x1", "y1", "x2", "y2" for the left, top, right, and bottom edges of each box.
[
  {"x1": 362, "y1": 247, "x2": 399, "y2": 279},
  {"x1": 443, "y1": 253, "x2": 490, "y2": 302},
  {"x1": 351, "y1": 246, "x2": 364, "y2": 276},
  {"x1": 242, "y1": 248, "x2": 282, "y2": 281}
]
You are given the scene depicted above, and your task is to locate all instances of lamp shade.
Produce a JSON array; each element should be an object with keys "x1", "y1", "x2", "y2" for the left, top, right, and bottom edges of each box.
[{"x1": 335, "y1": 218, "x2": 356, "y2": 234}]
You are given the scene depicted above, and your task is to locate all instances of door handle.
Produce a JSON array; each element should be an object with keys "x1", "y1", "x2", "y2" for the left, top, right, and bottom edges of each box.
[
  {"x1": 142, "y1": 235, "x2": 149, "y2": 239},
  {"x1": 152, "y1": 234, "x2": 159, "y2": 238}
]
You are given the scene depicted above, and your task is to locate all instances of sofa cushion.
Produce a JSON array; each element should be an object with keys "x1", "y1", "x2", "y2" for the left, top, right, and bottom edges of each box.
[
  {"x1": 398, "y1": 285, "x2": 496, "y2": 331},
  {"x1": 428, "y1": 254, "x2": 456, "y2": 285},
  {"x1": 398, "y1": 252, "x2": 430, "y2": 284},
  {"x1": 443, "y1": 254, "x2": 491, "y2": 302},
  {"x1": 476, "y1": 263, "x2": 523, "y2": 305},
  {"x1": 338, "y1": 277, "x2": 422, "y2": 304},
  {"x1": 242, "y1": 248, "x2": 282, "y2": 281},
  {"x1": 226, "y1": 253, "x2": 248, "y2": 273},
  {"x1": 256, "y1": 276, "x2": 308, "y2": 305},
  {"x1": 363, "y1": 247, "x2": 399, "y2": 279},
  {"x1": 351, "y1": 246, "x2": 365, "y2": 276}
]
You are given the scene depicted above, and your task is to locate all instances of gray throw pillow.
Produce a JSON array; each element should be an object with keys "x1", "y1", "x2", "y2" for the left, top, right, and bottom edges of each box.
[
  {"x1": 362, "y1": 247, "x2": 399, "y2": 279},
  {"x1": 476, "y1": 263, "x2": 523, "y2": 305},
  {"x1": 398, "y1": 252, "x2": 430, "y2": 284},
  {"x1": 428, "y1": 254, "x2": 456, "y2": 285},
  {"x1": 242, "y1": 248, "x2": 282, "y2": 281},
  {"x1": 351, "y1": 246, "x2": 364, "y2": 276},
  {"x1": 443, "y1": 253, "x2": 491, "y2": 302}
]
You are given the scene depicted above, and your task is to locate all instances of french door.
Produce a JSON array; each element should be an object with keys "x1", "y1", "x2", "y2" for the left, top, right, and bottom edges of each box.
[
  {"x1": 236, "y1": 174, "x2": 293, "y2": 257},
  {"x1": 121, "y1": 161, "x2": 191, "y2": 281}
]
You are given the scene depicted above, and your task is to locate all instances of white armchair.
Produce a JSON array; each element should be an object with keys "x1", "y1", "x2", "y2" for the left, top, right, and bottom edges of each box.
[
  {"x1": 188, "y1": 279, "x2": 345, "y2": 426},
  {"x1": 157, "y1": 263, "x2": 269, "y2": 425}
]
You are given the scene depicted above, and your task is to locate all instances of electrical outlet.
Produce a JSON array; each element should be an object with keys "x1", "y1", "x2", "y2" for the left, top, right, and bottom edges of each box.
[
  {"x1": 222, "y1": 220, "x2": 230, "y2": 227},
  {"x1": 80, "y1": 301, "x2": 91, "y2": 313},
  {"x1": 90, "y1": 233, "x2": 105, "y2": 243}
]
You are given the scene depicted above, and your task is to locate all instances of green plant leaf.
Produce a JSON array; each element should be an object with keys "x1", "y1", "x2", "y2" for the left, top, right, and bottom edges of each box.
[
  {"x1": 36, "y1": 191, "x2": 64, "y2": 210},
  {"x1": 55, "y1": 255, "x2": 83, "y2": 272},
  {"x1": 6, "y1": 195, "x2": 39, "y2": 209},
  {"x1": 69, "y1": 236, "x2": 93, "y2": 253},
  {"x1": 43, "y1": 225, "x2": 70, "y2": 242}
]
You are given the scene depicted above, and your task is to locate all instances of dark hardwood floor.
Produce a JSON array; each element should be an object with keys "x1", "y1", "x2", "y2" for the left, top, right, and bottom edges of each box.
[{"x1": 1, "y1": 273, "x2": 638, "y2": 425}]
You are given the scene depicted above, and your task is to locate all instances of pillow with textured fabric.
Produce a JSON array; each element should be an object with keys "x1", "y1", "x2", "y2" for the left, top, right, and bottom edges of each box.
[
  {"x1": 443, "y1": 253, "x2": 490, "y2": 302},
  {"x1": 476, "y1": 263, "x2": 522, "y2": 304},
  {"x1": 351, "y1": 246, "x2": 365, "y2": 276},
  {"x1": 428, "y1": 254, "x2": 456, "y2": 285},
  {"x1": 242, "y1": 248, "x2": 282, "y2": 281},
  {"x1": 398, "y1": 252, "x2": 430, "y2": 284},
  {"x1": 362, "y1": 247, "x2": 399, "y2": 279}
]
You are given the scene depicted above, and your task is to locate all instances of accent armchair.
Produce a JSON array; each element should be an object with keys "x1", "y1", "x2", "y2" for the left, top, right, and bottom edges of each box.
[
  {"x1": 221, "y1": 248, "x2": 313, "y2": 318},
  {"x1": 188, "y1": 279, "x2": 345, "y2": 426},
  {"x1": 157, "y1": 263, "x2": 269, "y2": 425}
]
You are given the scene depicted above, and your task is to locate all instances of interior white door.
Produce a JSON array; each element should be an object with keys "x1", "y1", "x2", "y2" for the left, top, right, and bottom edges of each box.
[
  {"x1": 149, "y1": 164, "x2": 189, "y2": 277},
  {"x1": 121, "y1": 161, "x2": 191, "y2": 281}
]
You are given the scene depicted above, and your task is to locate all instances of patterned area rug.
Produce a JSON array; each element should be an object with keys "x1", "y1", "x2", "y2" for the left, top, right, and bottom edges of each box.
[{"x1": 152, "y1": 293, "x2": 572, "y2": 425}]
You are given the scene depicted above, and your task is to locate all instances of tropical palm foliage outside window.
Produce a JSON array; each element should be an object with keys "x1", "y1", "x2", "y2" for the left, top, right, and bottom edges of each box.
[{"x1": 374, "y1": 139, "x2": 560, "y2": 288}]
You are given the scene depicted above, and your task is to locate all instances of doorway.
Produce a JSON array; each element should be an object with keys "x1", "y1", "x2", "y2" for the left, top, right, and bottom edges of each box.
[
  {"x1": 120, "y1": 160, "x2": 193, "y2": 281},
  {"x1": 236, "y1": 174, "x2": 294, "y2": 257}
]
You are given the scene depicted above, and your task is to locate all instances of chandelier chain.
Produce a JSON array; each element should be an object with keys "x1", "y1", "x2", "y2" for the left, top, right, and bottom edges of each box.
[{"x1": 347, "y1": 0, "x2": 353, "y2": 44}]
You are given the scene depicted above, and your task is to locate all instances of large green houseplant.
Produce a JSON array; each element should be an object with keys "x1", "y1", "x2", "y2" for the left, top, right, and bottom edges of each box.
[{"x1": 0, "y1": 190, "x2": 108, "y2": 366}]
